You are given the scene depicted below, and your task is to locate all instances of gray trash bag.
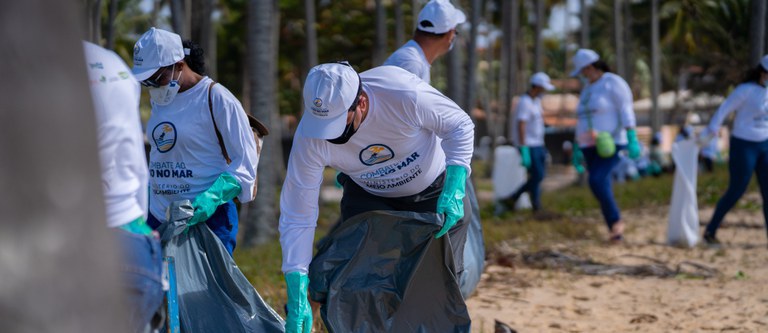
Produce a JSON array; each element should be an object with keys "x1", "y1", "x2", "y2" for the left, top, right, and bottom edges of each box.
[
  {"x1": 309, "y1": 210, "x2": 472, "y2": 333},
  {"x1": 157, "y1": 200, "x2": 285, "y2": 333},
  {"x1": 460, "y1": 180, "x2": 485, "y2": 298}
]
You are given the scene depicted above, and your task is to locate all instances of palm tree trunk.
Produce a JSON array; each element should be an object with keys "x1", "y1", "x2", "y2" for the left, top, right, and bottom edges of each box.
[
  {"x1": 105, "y1": 0, "x2": 118, "y2": 49},
  {"x1": 394, "y1": 0, "x2": 406, "y2": 46},
  {"x1": 464, "y1": 0, "x2": 481, "y2": 115},
  {"x1": 1, "y1": 1, "x2": 128, "y2": 330},
  {"x1": 623, "y1": 0, "x2": 633, "y2": 87},
  {"x1": 749, "y1": 0, "x2": 766, "y2": 65},
  {"x1": 305, "y1": 0, "x2": 318, "y2": 68},
  {"x1": 500, "y1": 0, "x2": 519, "y2": 140},
  {"x1": 580, "y1": 0, "x2": 589, "y2": 48},
  {"x1": 613, "y1": 0, "x2": 625, "y2": 78},
  {"x1": 374, "y1": 0, "x2": 387, "y2": 65},
  {"x1": 534, "y1": 0, "x2": 544, "y2": 72},
  {"x1": 86, "y1": 0, "x2": 103, "y2": 44},
  {"x1": 412, "y1": 0, "x2": 420, "y2": 30},
  {"x1": 190, "y1": 0, "x2": 214, "y2": 77},
  {"x1": 243, "y1": 0, "x2": 283, "y2": 247},
  {"x1": 651, "y1": 0, "x2": 661, "y2": 134},
  {"x1": 170, "y1": 0, "x2": 187, "y2": 37}
]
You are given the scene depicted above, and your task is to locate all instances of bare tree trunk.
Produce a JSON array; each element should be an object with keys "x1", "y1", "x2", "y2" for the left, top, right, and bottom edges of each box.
[
  {"x1": 243, "y1": 0, "x2": 283, "y2": 247},
  {"x1": 305, "y1": 0, "x2": 318, "y2": 68},
  {"x1": 580, "y1": 0, "x2": 589, "y2": 48},
  {"x1": 105, "y1": 0, "x2": 118, "y2": 49},
  {"x1": 613, "y1": 0, "x2": 625, "y2": 78},
  {"x1": 464, "y1": 0, "x2": 481, "y2": 115},
  {"x1": 1, "y1": 1, "x2": 128, "y2": 331},
  {"x1": 394, "y1": 0, "x2": 406, "y2": 46},
  {"x1": 533, "y1": 0, "x2": 544, "y2": 72},
  {"x1": 750, "y1": 0, "x2": 766, "y2": 65},
  {"x1": 651, "y1": 0, "x2": 661, "y2": 134},
  {"x1": 374, "y1": 0, "x2": 387, "y2": 65}
]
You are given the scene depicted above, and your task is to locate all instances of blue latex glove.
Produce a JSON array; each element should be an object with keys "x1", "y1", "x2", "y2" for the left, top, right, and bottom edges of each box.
[
  {"x1": 519, "y1": 146, "x2": 531, "y2": 168},
  {"x1": 188, "y1": 173, "x2": 241, "y2": 226},
  {"x1": 627, "y1": 128, "x2": 641, "y2": 159},
  {"x1": 572, "y1": 145, "x2": 585, "y2": 174},
  {"x1": 435, "y1": 165, "x2": 467, "y2": 239},
  {"x1": 285, "y1": 272, "x2": 312, "y2": 333}
]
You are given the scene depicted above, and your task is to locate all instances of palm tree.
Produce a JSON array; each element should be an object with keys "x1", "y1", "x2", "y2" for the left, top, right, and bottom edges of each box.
[
  {"x1": 105, "y1": 0, "x2": 118, "y2": 49},
  {"x1": 749, "y1": 0, "x2": 766, "y2": 65},
  {"x1": 580, "y1": 0, "x2": 590, "y2": 48},
  {"x1": 374, "y1": 0, "x2": 387, "y2": 65},
  {"x1": 85, "y1": 0, "x2": 103, "y2": 43},
  {"x1": 651, "y1": 0, "x2": 661, "y2": 133},
  {"x1": 170, "y1": 0, "x2": 189, "y2": 38},
  {"x1": 534, "y1": 0, "x2": 545, "y2": 72},
  {"x1": 613, "y1": 0, "x2": 626, "y2": 78},
  {"x1": 305, "y1": 0, "x2": 318, "y2": 69},
  {"x1": 243, "y1": 0, "x2": 283, "y2": 246},
  {"x1": 394, "y1": 0, "x2": 406, "y2": 46},
  {"x1": 464, "y1": 0, "x2": 481, "y2": 115},
  {"x1": 190, "y1": 0, "x2": 216, "y2": 78}
]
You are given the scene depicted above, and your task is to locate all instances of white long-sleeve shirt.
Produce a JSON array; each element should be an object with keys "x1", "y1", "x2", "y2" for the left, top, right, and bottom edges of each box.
[
  {"x1": 146, "y1": 77, "x2": 258, "y2": 222},
  {"x1": 383, "y1": 40, "x2": 431, "y2": 84},
  {"x1": 707, "y1": 82, "x2": 768, "y2": 142},
  {"x1": 576, "y1": 72, "x2": 636, "y2": 147},
  {"x1": 84, "y1": 41, "x2": 148, "y2": 228},
  {"x1": 279, "y1": 66, "x2": 474, "y2": 273},
  {"x1": 510, "y1": 94, "x2": 545, "y2": 147}
]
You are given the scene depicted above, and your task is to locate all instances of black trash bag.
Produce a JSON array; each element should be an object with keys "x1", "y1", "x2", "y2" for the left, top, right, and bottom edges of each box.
[
  {"x1": 157, "y1": 200, "x2": 285, "y2": 333},
  {"x1": 309, "y1": 210, "x2": 472, "y2": 333},
  {"x1": 460, "y1": 180, "x2": 485, "y2": 298}
]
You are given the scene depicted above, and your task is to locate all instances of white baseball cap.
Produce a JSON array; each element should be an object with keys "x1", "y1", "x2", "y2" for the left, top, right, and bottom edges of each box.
[
  {"x1": 417, "y1": 0, "x2": 467, "y2": 34},
  {"x1": 761, "y1": 54, "x2": 768, "y2": 71},
  {"x1": 298, "y1": 63, "x2": 361, "y2": 139},
  {"x1": 570, "y1": 48, "x2": 600, "y2": 77},
  {"x1": 530, "y1": 72, "x2": 555, "y2": 91},
  {"x1": 131, "y1": 27, "x2": 185, "y2": 81}
]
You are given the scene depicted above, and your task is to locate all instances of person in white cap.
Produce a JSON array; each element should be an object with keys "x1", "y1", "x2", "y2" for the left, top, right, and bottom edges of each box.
[
  {"x1": 501, "y1": 72, "x2": 555, "y2": 213},
  {"x1": 571, "y1": 48, "x2": 640, "y2": 243},
  {"x1": 279, "y1": 62, "x2": 474, "y2": 332},
  {"x1": 701, "y1": 55, "x2": 768, "y2": 246},
  {"x1": 383, "y1": 0, "x2": 466, "y2": 84},
  {"x1": 132, "y1": 27, "x2": 260, "y2": 255},
  {"x1": 83, "y1": 40, "x2": 163, "y2": 333}
]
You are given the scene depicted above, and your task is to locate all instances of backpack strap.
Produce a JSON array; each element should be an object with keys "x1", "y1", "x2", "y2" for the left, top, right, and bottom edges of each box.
[{"x1": 207, "y1": 81, "x2": 232, "y2": 164}]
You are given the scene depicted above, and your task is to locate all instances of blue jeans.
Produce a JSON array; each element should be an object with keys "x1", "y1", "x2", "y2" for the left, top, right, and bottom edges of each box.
[
  {"x1": 507, "y1": 146, "x2": 547, "y2": 210},
  {"x1": 582, "y1": 145, "x2": 625, "y2": 230},
  {"x1": 115, "y1": 229, "x2": 164, "y2": 333},
  {"x1": 705, "y1": 136, "x2": 768, "y2": 237},
  {"x1": 148, "y1": 200, "x2": 239, "y2": 255}
]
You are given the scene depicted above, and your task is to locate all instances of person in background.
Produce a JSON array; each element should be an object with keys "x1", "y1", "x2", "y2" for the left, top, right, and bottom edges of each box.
[
  {"x1": 132, "y1": 27, "x2": 260, "y2": 255},
  {"x1": 701, "y1": 55, "x2": 768, "y2": 245},
  {"x1": 571, "y1": 48, "x2": 641, "y2": 244},
  {"x1": 502, "y1": 72, "x2": 555, "y2": 212},
  {"x1": 84, "y1": 41, "x2": 163, "y2": 333},
  {"x1": 384, "y1": 0, "x2": 465, "y2": 84}
]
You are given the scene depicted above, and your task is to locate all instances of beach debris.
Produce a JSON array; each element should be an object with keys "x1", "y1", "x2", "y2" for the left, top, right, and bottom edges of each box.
[{"x1": 494, "y1": 319, "x2": 518, "y2": 333}]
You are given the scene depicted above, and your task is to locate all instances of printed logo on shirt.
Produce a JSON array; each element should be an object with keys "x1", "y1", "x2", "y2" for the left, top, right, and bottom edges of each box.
[
  {"x1": 152, "y1": 122, "x2": 177, "y2": 153},
  {"x1": 88, "y1": 62, "x2": 103, "y2": 69},
  {"x1": 359, "y1": 144, "x2": 395, "y2": 166},
  {"x1": 118, "y1": 71, "x2": 130, "y2": 80}
]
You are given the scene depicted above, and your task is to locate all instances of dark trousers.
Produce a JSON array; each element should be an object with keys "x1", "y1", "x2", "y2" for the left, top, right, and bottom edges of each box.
[
  {"x1": 148, "y1": 200, "x2": 239, "y2": 255},
  {"x1": 582, "y1": 145, "x2": 625, "y2": 230},
  {"x1": 115, "y1": 229, "x2": 164, "y2": 333},
  {"x1": 507, "y1": 146, "x2": 547, "y2": 210},
  {"x1": 337, "y1": 173, "x2": 469, "y2": 275},
  {"x1": 705, "y1": 136, "x2": 768, "y2": 238}
]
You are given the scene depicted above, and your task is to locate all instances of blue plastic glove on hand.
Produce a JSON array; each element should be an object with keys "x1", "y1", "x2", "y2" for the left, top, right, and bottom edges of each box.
[
  {"x1": 520, "y1": 146, "x2": 531, "y2": 168},
  {"x1": 572, "y1": 145, "x2": 585, "y2": 174},
  {"x1": 188, "y1": 173, "x2": 241, "y2": 226},
  {"x1": 435, "y1": 165, "x2": 467, "y2": 239},
  {"x1": 627, "y1": 128, "x2": 641, "y2": 159},
  {"x1": 285, "y1": 272, "x2": 312, "y2": 333}
]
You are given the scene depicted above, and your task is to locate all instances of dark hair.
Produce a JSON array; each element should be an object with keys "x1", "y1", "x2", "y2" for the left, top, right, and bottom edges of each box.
[
  {"x1": 741, "y1": 64, "x2": 767, "y2": 84},
  {"x1": 591, "y1": 60, "x2": 611, "y2": 73},
  {"x1": 182, "y1": 40, "x2": 206, "y2": 76}
]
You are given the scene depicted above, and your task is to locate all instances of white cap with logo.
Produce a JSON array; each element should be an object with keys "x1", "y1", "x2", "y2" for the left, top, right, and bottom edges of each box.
[
  {"x1": 530, "y1": 72, "x2": 555, "y2": 91},
  {"x1": 570, "y1": 48, "x2": 600, "y2": 77},
  {"x1": 298, "y1": 63, "x2": 361, "y2": 139},
  {"x1": 131, "y1": 27, "x2": 185, "y2": 81},
  {"x1": 417, "y1": 0, "x2": 467, "y2": 34}
]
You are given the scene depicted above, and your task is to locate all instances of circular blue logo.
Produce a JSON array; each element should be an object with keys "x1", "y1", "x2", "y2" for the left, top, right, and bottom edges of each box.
[
  {"x1": 152, "y1": 122, "x2": 177, "y2": 153},
  {"x1": 359, "y1": 144, "x2": 395, "y2": 166}
]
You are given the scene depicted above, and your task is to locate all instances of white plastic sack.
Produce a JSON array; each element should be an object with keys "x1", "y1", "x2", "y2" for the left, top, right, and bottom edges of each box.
[
  {"x1": 668, "y1": 139, "x2": 699, "y2": 247},
  {"x1": 492, "y1": 146, "x2": 531, "y2": 209}
]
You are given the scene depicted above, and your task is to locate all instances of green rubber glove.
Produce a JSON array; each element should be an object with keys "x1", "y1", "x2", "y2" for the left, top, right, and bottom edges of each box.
[
  {"x1": 188, "y1": 173, "x2": 241, "y2": 226},
  {"x1": 435, "y1": 165, "x2": 467, "y2": 239},
  {"x1": 627, "y1": 128, "x2": 641, "y2": 159},
  {"x1": 519, "y1": 146, "x2": 531, "y2": 168},
  {"x1": 285, "y1": 272, "x2": 312, "y2": 333},
  {"x1": 572, "y1": 145, "x2": 585, "y2": 174}
]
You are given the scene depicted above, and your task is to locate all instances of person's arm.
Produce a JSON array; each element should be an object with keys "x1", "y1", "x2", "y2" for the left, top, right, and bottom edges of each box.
[
  {"x1": 707, "y1": 84, "x2": 748, "y2": 134},
  {"x1": 210, "y1": 85, "x2": 260, "y2": 203},
  {"x1": 610, "y1": 75, "x2": 640, "y2": 158}
]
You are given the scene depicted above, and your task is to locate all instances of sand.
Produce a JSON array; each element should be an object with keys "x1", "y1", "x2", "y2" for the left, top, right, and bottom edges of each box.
[{"x1": 467, "y1": 207, "x2": 768, "y2": 333}]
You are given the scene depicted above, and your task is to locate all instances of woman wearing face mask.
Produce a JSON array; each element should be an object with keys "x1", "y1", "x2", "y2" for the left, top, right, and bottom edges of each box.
[
  {"x1": 701, "y1": 55, "x2": 768, "y2": 246},
  {"x1": 570, "y1": 49, "x2": 640, "y2": 244},
  {"x1": 131, "y1": 27, "x2": 259, "y2": 255}
]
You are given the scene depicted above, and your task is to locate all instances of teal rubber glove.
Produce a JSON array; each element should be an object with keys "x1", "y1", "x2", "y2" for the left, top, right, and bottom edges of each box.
[
  {"x1": 519, "y1": 146, "x2": 531, "y2": 168},
  {"x1": 572, "y1": 145, "x2": 585, "y2": 174},
  {"x1": 285, "y1": 272, "x2": 312, "y2": 333},
  {"x1": 627, "y1": 128, "x2": 641, "y2": 159},
  {"x1": 435, "y1": 165, "x2": 467, "y2": 239},
  {"x1": 188, "y1": 173, "x2": 242, "y2": 226}
]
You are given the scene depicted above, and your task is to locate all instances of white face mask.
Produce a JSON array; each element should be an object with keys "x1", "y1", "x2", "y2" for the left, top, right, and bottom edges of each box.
[{"x1": 149, "y1": 66, "x2": 182, "y2": 106}]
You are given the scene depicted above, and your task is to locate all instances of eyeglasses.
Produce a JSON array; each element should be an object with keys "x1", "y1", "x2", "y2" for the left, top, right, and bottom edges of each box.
[{"x1": 140, "y1": 67, "x2": 169, "y2": 88}]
